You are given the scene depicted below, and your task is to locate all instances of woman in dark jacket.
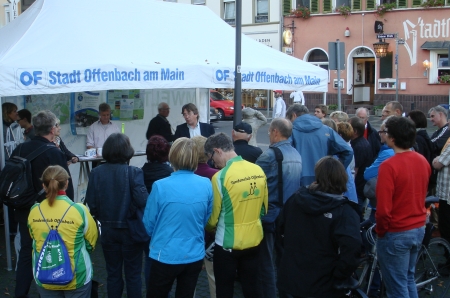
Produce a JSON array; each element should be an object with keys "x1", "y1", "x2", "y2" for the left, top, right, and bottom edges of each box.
[
  {"x1": 54, "y1": 118, "x2": 78, "y2": 165},
  {"x1": 85, "y1": 133, "x2": 148, "y2": 298},
  {"x1": 278, "y1": 156, "x2": 361, "y2": 298},
  {"x1": 409, "y1": 110, "x2": 433, "y2": 165},
  {"x1": 141, "y1": 135, "x2": 173, "y2": 289}
]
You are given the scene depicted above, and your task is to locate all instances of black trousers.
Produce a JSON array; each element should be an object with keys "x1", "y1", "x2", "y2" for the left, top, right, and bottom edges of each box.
[
  {"x1": 147, "y1": 259, "x2": 202, "y2": 298},
  {"x1": 14, "y1": 208, "x2": 33, "y2": 298},
  {"x1": 439, "y1": 200, "x2": 450, "y2": 244},
  {"x1": 213, "y1": 244, "x2": 261, "y2": 298}
]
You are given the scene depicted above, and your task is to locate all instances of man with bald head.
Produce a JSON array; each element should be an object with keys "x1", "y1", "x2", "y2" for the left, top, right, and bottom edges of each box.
[
  {"x1": 381, "y1": 101, "x2": 403, "y2": 120},
  {"x1": 255, "y1": 118, "x2": 302, "y2": 298},
  {"x1": 356, "y1": 107, "x2": 381, "y2": 160},
  {"x1": 146, "y1": 102, "x2": 173, "y2": 142}
]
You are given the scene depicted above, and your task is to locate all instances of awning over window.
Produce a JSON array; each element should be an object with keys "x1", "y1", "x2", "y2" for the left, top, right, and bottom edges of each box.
[{"x1": 421, "y1": 41, "x2": 450, "y2": 50}]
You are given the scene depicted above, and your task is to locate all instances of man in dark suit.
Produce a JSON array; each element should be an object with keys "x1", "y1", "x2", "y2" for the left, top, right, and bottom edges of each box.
[
  {"x1": 145, "y1": 102, "x2": 173, "y2": 142},
  {"x1": 174, "y1": 103, "x2": 215, "y2": 139},
  {"x1": 356, "y1": 107, "x2": 381, "y2": 162}
]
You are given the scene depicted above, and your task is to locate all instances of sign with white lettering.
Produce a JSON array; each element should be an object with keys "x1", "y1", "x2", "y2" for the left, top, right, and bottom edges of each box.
[{"x1": 377, "y1": 34, "x2": 396, "y2": 39}]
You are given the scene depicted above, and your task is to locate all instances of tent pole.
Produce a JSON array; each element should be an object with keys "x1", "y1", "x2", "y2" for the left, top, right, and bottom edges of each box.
[
  {"x1": 323, "y1": 92, "x2": 327, "y2": 105},
  {"x1": 233, "y1": 0, "x2": 242, "y2": 126},
  {"x1": 0, "y1": 96, "x2": 13, "y2": 271}
]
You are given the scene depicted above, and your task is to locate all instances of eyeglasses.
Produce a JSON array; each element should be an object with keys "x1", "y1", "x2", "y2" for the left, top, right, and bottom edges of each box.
[
  {"x1": 378, "y1": 130, "x2": 387, "y2": 134},
  {"x1": 208, "y1": 151, "x2": 215, "y2": 167}
]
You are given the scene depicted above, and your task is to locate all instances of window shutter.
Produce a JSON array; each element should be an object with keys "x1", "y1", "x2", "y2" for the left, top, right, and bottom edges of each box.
[
  {"x1": 323, "y1": 0, "x2": 332, "y2": 12},
  {"x1": 352, "y1": 0, "x2": 361, "y2": 10},
  {"x1": 311, "y1": 0, "x2": 319, "y2": 13},
  {"x1": 412, "y1": 0, "x2": 421, "y2": 6},
  {"x1": 397, "y1": 0, "x2": 406, "y2": 8},
  {"x1": 283, "y1": 0, "x2": 292, "y2": 15},
  {"x1": 366, "y1": 0, "x2": 375, "y2": 9},
  {"x1": 380, "y1": 52, "x2": 393, "y2": 79}
]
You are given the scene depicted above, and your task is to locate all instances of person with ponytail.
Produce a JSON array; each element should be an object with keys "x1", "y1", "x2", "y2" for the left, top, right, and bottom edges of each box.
[{"x1": 27, "y1": 165, "x2": 98, "y2": 297}]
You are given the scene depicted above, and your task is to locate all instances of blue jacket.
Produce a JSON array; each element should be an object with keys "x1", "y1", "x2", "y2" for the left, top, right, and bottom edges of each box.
[
  {"x1": 364, "y1": 145, "x2": 395, "y2": 181},
  {"x1": 290, "y1": 114, "x2": 353, "y2": 186},
  {"x1": 143, "y1": 170, "x2": 213, "y2": 264},
  {"x1": 256, "y1": 140, "x2": 302, "y2": 227},
  {"x1": 85, "y1": 163, "x2": 148, "y2": 228}
]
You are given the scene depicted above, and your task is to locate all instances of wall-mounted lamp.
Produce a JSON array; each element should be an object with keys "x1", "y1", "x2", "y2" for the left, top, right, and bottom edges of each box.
[
  {"x1": 344, "y1": 27, "x2": 350, "y2": 37},
  {"x1": 373, "y1": 39, "x2": 389, "y2": 58},
  {"x1": 423, "y1": 59, "x2": 430, "y2": 77}
]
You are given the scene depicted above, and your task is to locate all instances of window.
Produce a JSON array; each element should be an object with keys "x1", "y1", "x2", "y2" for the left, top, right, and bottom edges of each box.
[
  {"x1": 3, "y1": 4, "x2": 10, "y2": 25},
  {"x1": 192, "y1": 0, "x2": 206, "y2": 4},
  {"x1": 307, "y1": 49, "x2": 329, "y2": 82},
  {"x1": 333, "y1": 0, "x2": 361, "y2": 10},
  {"x1": 164, "y1": 0, "x2": 177, "y2": 2},
  {"x1": 224, "y1": 1, "x2": 236, "y2": 25},
  {"x1": 255, "y1": 0, "x2": 268, "y2": 23},
  {"x1": 296, "y1": 0, "x2": 318, "y2": 13},
  {"x1": 379, "y1": 52, "x2": 393, "y2": 78},
  {"x1": 379, "y1": 0, "x2": 403, "y2": 8},
  {"x1": 437, "y1": 54, "x2": 449, "y2": 76}
]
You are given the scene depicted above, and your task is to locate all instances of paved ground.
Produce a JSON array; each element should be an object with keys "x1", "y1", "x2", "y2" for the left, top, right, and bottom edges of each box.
[{"x1": 1, "y1": 111, "x2": 448, "y2": 297}]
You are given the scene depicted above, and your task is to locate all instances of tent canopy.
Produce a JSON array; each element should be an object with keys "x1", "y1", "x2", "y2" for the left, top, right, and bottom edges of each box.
[{"x1": 0, "y1": 0, "x2": 328, "y2": 96}]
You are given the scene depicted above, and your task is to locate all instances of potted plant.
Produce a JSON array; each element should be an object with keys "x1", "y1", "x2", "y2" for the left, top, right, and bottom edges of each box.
[
  {"x1": 438, "y1": 75, "x2": 450, "y2": 84},
  {"x1": 335, "y1": 5, "x2": 351, "y2": 18},
  {"x1": 291, "y1": 6, "x2": 311, "y2": 19},
  {"x1": 327, "y1": 104, "x2": 338, "y2": 114},
  {"x1": 421, "y1": 0, "x2": 445, "y2": 8},
  {"x1": 375, "y1": 3, "x2": 396, "y2": 18},
  {"x1": 374, "y1": 104, "x2": 384, "y2": 116}
]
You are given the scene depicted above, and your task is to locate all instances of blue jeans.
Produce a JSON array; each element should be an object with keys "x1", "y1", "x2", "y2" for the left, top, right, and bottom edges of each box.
[
  {"x1": 101, "y1": 226, "x2": 145, "y2": 298},
  {"x1": 376, "y1": 227, "x2": 425, "y2": 298}
]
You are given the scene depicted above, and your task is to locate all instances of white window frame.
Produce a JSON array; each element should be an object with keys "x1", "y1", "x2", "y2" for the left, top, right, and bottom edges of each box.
[
  {"x1": 429, "y1": 50, "x2": 450, "y2": 84},
  {"x1": 192, "y1": 0, "x2": 206, "y2": 4},
  {"x1": 305, "y1": 48, "x2": 330, "y2": 83}
]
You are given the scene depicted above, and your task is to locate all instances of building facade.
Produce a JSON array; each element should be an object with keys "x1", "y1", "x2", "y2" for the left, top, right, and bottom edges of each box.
[{"x1": 283, "y1": 0, "x2": 450, "y2": 114}]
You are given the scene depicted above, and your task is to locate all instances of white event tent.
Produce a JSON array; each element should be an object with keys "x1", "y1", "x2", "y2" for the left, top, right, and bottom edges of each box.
[
  {"x1": 0, "y1": 0, "x2": 327, "y2": 97},
  {"x1": 0, "y1": 0, "x2": 328, "y2": 269}
]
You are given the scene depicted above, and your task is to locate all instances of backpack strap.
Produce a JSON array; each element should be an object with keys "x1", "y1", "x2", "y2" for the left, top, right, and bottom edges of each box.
[
  {"x1": 38, "y1": 202, "x2": 75, "y2": 231},
  {"x1": 23, "y1": 144, "x2": 57, "y2": 197},
  {"x1": 270, "y1": 146, "x2": 284, "y2": 206}
]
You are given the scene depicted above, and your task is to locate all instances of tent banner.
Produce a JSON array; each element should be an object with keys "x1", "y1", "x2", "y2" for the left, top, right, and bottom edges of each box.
[{"x1": 0, "y1": 64, "x2": 328, "y2": 97}]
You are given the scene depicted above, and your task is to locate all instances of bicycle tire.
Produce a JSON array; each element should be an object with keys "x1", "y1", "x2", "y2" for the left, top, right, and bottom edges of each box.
[{"x1": 415, "y1": 237, "x2": 450, "y2": 294}]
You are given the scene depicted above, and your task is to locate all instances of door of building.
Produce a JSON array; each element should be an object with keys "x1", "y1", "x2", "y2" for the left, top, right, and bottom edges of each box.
[{"x1": 353, "y1": 58, "x2": 375, "y2": 104}]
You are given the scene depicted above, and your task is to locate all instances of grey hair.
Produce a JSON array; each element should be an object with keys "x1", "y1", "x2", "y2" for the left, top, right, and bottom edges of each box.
[
  {"x1": 355, "y1": 107, "x2": 369, "y2": 119},
  {"x1": 204, "y1": 133, "x2": 234, "y2": 155},
  {"x1": 428, "y1": 105, "x2": 448, "y2": 118},
  {"x1": 381, "y1": 115, "x2": 395, "y2": 126},
  {"x1": 33, "y1": 110, "x2": 57, "y2": 136},
  {"x1": 286, "y1": 104, "x2": 309, "y2": 120},
  {"x1": 386, "y1": 101, "x2": 404, "y2": 114},
  {"x1": 329, "y1": 111, "x2": 349, "y2": 122},
  {"x1": 158, "y1": 102, "x2": 169, "y2": 110},
  {"x1": 270, "y1": 118, "x2": 292, "y2": 138}
]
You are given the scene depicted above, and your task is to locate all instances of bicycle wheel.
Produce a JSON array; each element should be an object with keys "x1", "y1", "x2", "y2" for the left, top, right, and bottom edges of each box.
[{"x1": 415, "y1": 237, "x2": 450, "y2": 294}]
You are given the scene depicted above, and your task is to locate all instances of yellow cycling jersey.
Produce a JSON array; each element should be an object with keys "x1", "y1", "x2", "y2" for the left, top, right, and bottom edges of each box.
[{"x1": 206, "y1": 156, "x2": 268, "y2": 250}]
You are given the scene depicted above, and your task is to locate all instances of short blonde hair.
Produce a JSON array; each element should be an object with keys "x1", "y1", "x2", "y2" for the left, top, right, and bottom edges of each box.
[
  {"x1": 191, "y1": 136, "x2": 208, "y2": 163},
  {"x1": 330, "y1": 111, "x2": 349, "y2": 123},
  {"x1": 169, "y1": 138, "x2": 198, "y2": 171}
]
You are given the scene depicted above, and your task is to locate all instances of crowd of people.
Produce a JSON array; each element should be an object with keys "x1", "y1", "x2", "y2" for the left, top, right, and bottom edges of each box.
[{"x1": 1, "y1": 97, "x2": 449, "y2": 298}]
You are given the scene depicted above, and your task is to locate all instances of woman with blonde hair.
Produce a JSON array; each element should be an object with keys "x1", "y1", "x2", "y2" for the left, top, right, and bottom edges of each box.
[
  {"x1": 143, "y1": 137, "x2": 213, "y2": 297},
  {"x1": 27, "y1": 165, "x2": 98, "y2": 297}
]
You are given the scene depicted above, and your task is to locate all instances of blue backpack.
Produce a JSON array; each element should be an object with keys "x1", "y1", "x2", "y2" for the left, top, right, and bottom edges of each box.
[{"x1": 34, "y1": 203, "x2": 75, "y2": 285}]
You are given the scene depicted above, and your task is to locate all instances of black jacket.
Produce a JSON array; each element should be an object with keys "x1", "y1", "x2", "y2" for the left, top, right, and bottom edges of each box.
[
  {"x1": 233, "y1": 140, "x2": 263, "y2": 163},
  {"x1": 174, "y1": 122, "x2": 215, "y2": 140},
  {"x1": 11, "y1": 136, "x2": 74, "y2": 202},
  {"x1": 141, "y1": 161, "x2": 173, "y2": 193},
  {"x1": 278, "y1": 187, "x2": 361, "y2": 298},
  {"x1": 366, "y1": 121, "x2": 381, "y2": 163},
  {"x1": 146, "y1": 114, "x2": 173, "y2": 142},
  {"x1": 415, "y1": 129, "x2": 433, "y2": 165},
  {"x1": 58, "y1": 137, "x2": 77, "y2": 162}
]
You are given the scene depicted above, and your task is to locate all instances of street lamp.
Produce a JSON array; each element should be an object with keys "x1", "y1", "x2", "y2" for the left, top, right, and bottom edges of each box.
[{"x1": 373, "y1": 39, "x2": 389, "y2": 58}]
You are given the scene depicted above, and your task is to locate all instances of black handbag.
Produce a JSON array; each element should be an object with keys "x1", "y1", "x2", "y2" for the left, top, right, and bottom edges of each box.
[{"x1": 126, "y1": 166, "x2": 150, "y2": 243}]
